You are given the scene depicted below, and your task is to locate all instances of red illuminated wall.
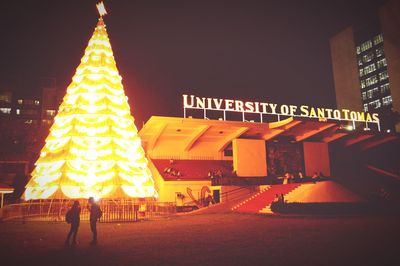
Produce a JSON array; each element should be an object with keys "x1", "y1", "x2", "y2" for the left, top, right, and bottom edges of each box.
[{"x1": 303, "y1": 142, "x2": 331, "y2": 177}]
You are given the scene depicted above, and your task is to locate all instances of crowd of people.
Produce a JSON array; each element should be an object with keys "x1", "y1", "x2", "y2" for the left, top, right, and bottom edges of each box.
[
  {"x1": 209, "y1": 169, "x2": 224, "y2": 184},
  {"x1": 163, "y1": 167, "x2": 182, "y2": 178},
  {"x1": 273, "y1": 193, "x2": 285, "y2": 204},
  {"x1": 281, "y1": 171, "x2": 327, "y2": 184}
]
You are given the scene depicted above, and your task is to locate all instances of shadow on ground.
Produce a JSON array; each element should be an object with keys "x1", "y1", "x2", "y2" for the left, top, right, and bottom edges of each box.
[{"x1": 1, "y1": 213, "x2": 399, "y2": 265}]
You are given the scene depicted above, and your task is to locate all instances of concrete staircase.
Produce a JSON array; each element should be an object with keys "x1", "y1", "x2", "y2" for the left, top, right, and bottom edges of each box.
[
  {"x1": 232, "y1": 184, "x2": 301, "y2": 214},
  {"x1": 259, "y1": 184, "x2": 303, "y2": 214},
  {"x1": 231, "y1": 186, "x2": 271, "y2": 212}
]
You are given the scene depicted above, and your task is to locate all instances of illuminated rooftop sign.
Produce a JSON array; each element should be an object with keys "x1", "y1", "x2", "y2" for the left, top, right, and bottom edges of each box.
[{"x1": 183, "y1": 94, "x2": 380, "y2": 131}]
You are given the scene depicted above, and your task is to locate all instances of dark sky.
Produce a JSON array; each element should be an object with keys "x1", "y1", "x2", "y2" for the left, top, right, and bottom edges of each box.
[{"x1": 0, "y1": 0, "x2": 387, "y2": 126}]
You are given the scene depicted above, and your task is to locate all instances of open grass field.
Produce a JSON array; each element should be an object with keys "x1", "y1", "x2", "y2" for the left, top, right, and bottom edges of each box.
[{"x1": 1, "y1": 213, "x2": 399, "y2": 265}]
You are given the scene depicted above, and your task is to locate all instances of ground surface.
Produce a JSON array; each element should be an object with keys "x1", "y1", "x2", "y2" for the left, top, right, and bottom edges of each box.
[{"x1": 0, "y1": 213, "x2": 399, "y2": 265}]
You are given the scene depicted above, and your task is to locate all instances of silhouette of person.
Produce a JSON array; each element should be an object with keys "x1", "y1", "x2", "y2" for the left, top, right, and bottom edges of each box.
[
  {"x1": 312, "y1": 172, "x2": 319, "y2": 182},
  {"x1": 88, "y1": 197, "x2": 102, "y2": 245},
  {"x1": 65, "y1": 200, "x2": 81, "y2": 246},
  {"x1": 298, "y1": 171, "x2": 304, "y2": 179},
  {"x1": 273, "y1": 194, "x2": 280, "y2": 203}
]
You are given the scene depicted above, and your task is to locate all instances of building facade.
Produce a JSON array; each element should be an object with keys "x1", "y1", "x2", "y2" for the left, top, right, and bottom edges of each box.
[
  {"x1": 0, "y1": 78, "x2": 62, "y2": 127},
  {"x1": 330, "y1": 0, "x2": 400, "y2": 131}
]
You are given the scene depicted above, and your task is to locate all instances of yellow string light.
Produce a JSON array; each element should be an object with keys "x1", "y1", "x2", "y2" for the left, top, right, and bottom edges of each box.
[{"x1": 24, "y1": 14, "x2": 158, "y2": 200}]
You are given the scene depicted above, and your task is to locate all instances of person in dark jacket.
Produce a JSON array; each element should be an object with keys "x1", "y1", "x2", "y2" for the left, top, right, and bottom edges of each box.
[
  {"x1": 88, "y1": 197, "x2": 102, "y2": 245},
  {"x1": 65, "y1": 200, "x2": 81, "y2": 246}
]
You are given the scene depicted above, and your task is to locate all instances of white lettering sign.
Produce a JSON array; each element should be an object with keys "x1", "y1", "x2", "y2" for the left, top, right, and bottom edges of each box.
[{"x1": 183, "y1": 94, "x2": 380, "y2": 123}]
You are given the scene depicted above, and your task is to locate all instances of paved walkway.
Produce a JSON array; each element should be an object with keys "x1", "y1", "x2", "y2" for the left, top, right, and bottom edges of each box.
[{"x1": 0, "y1": 213, "x2": 399, "y2": 265}]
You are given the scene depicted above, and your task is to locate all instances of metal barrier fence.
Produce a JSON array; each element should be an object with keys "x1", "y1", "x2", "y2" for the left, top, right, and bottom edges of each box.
[{"x1": 0, "y1": 199, "x2": 176, "y2": 222}]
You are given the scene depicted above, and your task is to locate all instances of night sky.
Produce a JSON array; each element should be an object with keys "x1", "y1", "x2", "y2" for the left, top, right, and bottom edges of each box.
[{"x1": 0, "y1": 0, "x2": 387, "y2": 126}]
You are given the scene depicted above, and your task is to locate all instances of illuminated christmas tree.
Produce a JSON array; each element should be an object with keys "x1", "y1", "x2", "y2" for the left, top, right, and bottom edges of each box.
[{"x1": 24, "y1": 3, "x2": 158, "y2": 200}]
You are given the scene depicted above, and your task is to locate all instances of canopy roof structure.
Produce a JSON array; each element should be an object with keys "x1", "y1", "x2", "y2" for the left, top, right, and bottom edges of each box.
[
  {"x1": 0, "y1": 183, "x2": 14, "y2": 208},
  {"x1": 139, "y1": 116, "x2": 398, "y2": 159},
  {"x1": 0, "y1": 183, "x2": 14, "y2": 194}
]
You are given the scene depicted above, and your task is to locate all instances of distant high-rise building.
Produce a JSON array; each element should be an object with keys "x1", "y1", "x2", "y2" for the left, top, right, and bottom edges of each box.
[
  {"x1": 40, "y1": 77, "x2": 62, "y2": 126},
  {"x1": 330, "y1": 0, "x2": 400, "y2": 131},
  {"x1": 0, "y1": 77, "x2": 62, "y2": 126},
  {"x1": 0, "y1": 89, "x2": 12, "y2": 117}
]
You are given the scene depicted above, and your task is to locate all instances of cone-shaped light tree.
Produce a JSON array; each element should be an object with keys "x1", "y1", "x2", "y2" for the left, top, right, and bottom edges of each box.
[{"x1": 24, "y1": 4, "x2": 158, "y2": 200}]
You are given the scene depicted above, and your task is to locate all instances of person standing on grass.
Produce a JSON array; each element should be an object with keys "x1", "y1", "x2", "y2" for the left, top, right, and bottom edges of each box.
[
  {"x1": 88, "y1": 197, "x2": 102, "y2": 245},
  {"x1": 65, "y1": 200, "x2": 81, "y2": 246}
]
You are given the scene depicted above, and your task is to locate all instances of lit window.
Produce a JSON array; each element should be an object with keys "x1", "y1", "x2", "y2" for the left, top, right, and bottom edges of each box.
[
  {"x1": 0, "y1": 94, "x2": 12, "y2": 103},
  {"x1": 45, "y1": 109, "x2": 56, "y2": 116},
  {"x1": 362, "y1": 92, "x2": 367, "y2": 100},
  {"x1": 379, "y1": 70, "x2": 389, "y2": 81},
  {"x1": 377, "y1": 58, "x2": 387, "y2": 69},
  {"x1": 360, "y1": 80, "x2": 366, "y2": 89},
  {"x1": 367, "y1": 87, "x2": 380, "y2": 99},
  {"x1": 359, "y1": 69, "x2": 364, "y2": 77},
  {"x1": 380, "y1": 83, "x2": 390, "y2": 94},
  {"x1": 0, "y1": 108, "x2": 11, "y2": 114},
  {"x1": 367, "y1": 90, "x2": 374, "y2": 99},
  {"x1": 362, "y1": 52, "x2": 374, "y2": 63},
  {"x1": 360, "y1": 40, "x2": 373, "y2": 53},
  {"x1": 382, "y1": 96, "x2": 392, "y2": 106},
  {"x1": 363, "y1": 104, "x2": 368, "y2": 112},
  {"x1": 373, "y1": 34, "x2": 383, "y2": 45},
  {"x1": 363, "y1": 63, "x2": 376, "y2": 75},
  {"x1": 356, "y1": 46, "x2": 361, "y2": 55},
  {"x1": 369, "y1": 99, "x2": 381, "y2": 109},
  {"x1": 24, "y1": 120, "x2": 38, "y2": 125},
  {"x1": 365, "y1": 75, "x2": 378, "y2": 87},
  {"x1": 42, "y1": 119, "x2": 53, "y2": 125},
  {"x1": 376, "y1": 47, "x2": 384, "y2": 57},
  {"x1": 17, "y1": 99, "x2": 40, "y2": 105},
  {"x1": 16, "y1": 109, "x2": 38, "y2": 115}
]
